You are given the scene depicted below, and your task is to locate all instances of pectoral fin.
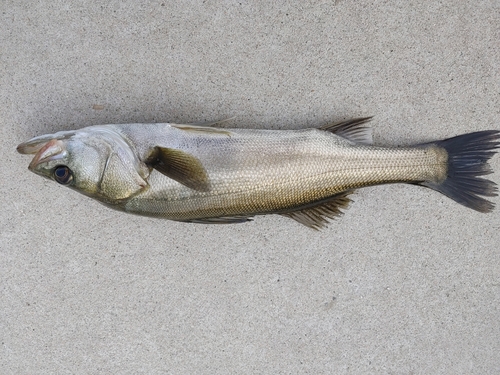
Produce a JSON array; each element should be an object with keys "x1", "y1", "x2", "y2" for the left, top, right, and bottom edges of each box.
[
  {"x1": 145, "y1": 147, "x2": 210, "y2": 192},
  {"x1": 280, "y1": 191, "x2": 353, "y2": 230}
]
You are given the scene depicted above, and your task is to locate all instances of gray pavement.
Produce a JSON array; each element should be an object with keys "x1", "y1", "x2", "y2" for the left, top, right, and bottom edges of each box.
[{"x1": 1, "y1": 1, "x2": 499, "y2": 373}]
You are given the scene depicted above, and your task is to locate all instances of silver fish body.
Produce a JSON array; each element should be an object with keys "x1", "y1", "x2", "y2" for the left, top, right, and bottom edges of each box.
[{"x1": 17, "y1": 118, "x2": 499, "y2": 229}]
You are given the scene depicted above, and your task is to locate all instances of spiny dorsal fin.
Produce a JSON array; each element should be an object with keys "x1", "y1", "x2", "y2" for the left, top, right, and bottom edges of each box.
[
  {"x1": 320, "y1": 117, "x2": 373, "y2": 144},
  {"x1": 171, "y1": 123, "x2": 233, "y2": 137},
  {"x1": 280, "y1": 191, "x2": 353, "y2": 230},
  {"x1": 145, "y1": 146, "x2": 210, "y2": 192},
  {"x1": 186, "y1": 117, "x2": 236, "y2": 127}
]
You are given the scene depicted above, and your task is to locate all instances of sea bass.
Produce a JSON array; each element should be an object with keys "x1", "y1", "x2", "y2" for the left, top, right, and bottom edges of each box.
[{"x1": 17, "y1": 118, "x2": 499, "y2": 229}]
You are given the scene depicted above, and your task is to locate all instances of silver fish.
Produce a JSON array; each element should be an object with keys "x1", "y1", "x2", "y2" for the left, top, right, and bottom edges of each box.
[{"x1": 17, "y1": 118, "x2": 499, "y2": 229}]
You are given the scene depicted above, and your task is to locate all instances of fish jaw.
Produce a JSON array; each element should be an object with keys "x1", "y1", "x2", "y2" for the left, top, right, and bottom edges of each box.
[
  {"x1": 27, "y1": 139, "x2": 67, "y2": 171},
  {"x1": 17, "y1": 130, "x2": 75, "y2": 155}
]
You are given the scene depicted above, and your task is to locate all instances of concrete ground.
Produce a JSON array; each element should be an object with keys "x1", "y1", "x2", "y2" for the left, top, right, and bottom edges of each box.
[{"x1": 1, "y1": 1, "x2": 499, "y2": 373}]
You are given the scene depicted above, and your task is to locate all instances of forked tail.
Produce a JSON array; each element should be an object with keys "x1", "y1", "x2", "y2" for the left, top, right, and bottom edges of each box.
[{"x1": 421, "y1": 130, "x2": 500, "y2": 212}]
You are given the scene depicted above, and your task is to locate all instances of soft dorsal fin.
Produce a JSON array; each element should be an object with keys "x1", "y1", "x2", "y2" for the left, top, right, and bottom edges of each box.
[
  {"x1": 280, "y1": 191, "x2": 353, "y2": 230},
  {"x1": 320, "y1": 117, "x2": 373, "y2": 144},
  {"x1": 171, "y1": 123, "x2": 232, "y2": 137},
  {"x1": 145, "y1": 146, "x2": 210, "y2": 192}
]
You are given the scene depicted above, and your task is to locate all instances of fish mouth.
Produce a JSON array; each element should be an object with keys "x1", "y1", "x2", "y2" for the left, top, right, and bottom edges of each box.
[
  {"x1": 17, "y1": 130, "x2": 75, "y2": 155},
  {"x1": 18, "y1": 131, "x2": 75, "y2": 170},
  {"x1": 17, "y1": 139, "x2": 49, "y2": 155},
  {"x1": 22, "y1": 139, "x2": 67, "y2": 170}
]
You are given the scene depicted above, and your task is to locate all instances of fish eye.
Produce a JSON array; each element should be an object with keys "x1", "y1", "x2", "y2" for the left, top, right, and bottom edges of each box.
[{"x1": 53, "y1": 165, "x2": 73, "y2": 185}]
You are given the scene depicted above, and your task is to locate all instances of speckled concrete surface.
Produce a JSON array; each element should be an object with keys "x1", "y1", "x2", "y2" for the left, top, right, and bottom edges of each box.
[{"x1": 1, "y1": 1, "x2": 499, "y2": 373}]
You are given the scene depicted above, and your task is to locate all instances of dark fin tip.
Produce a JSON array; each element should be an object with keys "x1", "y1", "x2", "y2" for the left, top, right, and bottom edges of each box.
[{"x1": 422, "y1": 130, "x2": 500, "y2": 213}]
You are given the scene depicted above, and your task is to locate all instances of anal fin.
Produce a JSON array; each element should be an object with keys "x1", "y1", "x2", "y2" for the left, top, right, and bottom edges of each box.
[{"x1": 280, "y1": 191, "x2": 353, "y2": 230}]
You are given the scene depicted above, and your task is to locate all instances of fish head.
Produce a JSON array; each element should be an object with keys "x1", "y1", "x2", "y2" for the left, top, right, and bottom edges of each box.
[{"x1": 17, "y1": 127, "x2": 148, "y2": 204}]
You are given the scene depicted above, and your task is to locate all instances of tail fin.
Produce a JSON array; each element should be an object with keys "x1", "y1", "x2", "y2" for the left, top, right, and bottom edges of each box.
[{"x1": 421, "y1": 130, "x2": 500, "y2": 213}]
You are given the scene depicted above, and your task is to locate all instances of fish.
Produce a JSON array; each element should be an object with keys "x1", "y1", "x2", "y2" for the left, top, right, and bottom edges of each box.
[{"x1": 17, "y1": 118, "x2": 499, "y2": 229}]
